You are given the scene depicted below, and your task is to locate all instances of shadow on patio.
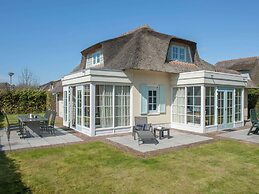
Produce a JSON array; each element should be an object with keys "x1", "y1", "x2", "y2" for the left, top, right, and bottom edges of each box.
[{"x1": 0, "y1": 152, "x2": 31, "y2": 193}]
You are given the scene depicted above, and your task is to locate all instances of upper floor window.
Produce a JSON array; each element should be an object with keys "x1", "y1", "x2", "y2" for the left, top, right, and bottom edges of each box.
[
  {"x1": 86, "y1": 50, "x2": 104, "y2": 67},
  {"x1": 168, "y1": 44, "x2": 192, "y2": 63}
]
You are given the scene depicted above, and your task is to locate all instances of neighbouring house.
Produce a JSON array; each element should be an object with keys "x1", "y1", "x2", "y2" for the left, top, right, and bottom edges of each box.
[
  {"x1": 216, "y1": 57, "x2": 259, "y2": 120},
  {"x1": 0, "y1": 82, "x2": 13, "y2": 90},
  {"x1": 40, "y1": 80, "x2": 63, "y2": 117},
  {"x1": 61, "y1": 25, "x2": 249, "y2": 136}
]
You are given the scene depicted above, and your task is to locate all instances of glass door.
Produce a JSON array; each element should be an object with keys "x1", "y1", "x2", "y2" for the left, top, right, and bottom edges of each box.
[
  {"x1": 217, "y1": 89, "x2": 234, "y2": 129},
  {"x1": 76, "y1": 86, "x2": 83, "y2": 131}
]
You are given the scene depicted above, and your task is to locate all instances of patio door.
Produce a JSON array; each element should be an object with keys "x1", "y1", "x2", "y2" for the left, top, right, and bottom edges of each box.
[
  {"x1": 217, "y1": 89, "x2": 234, "y2": 129},
  {"x1": 76, "y1": 86, "x2": 83, "y2": 131}
]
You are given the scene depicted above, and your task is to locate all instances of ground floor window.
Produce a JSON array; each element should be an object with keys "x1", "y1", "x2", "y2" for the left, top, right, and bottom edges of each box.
[
  {"x1": 235, "y1": 88, "x2": 242, "y2": 122},
  {"x1": 172, "y1": 87, "x2": 185, "y2": 123},
  {"x1": 205, "y1": 87, "x2": 215, "y2": 126},
  {"x1": 148, "y1": 87, "x2": 158, "y2": 113},
  {"x1": 83, "y1": 85, "x2": 90, "y2": 128},
  {"x1": 115, "y1": 86, "x2": 130, "y2": 127},
  {"x1": 95, "y1": 84, "x2": 131, "y2": 129},
  {"x1": 187, "y1": 86, "x2": 201, "y2": 124},
  {"x1": 95, "y1": 85, "x2": 113, "y2": 128}
]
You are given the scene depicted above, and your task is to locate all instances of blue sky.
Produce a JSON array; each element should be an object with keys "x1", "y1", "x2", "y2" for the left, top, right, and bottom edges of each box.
[{"x1": 0, "y1": 0, "x2": 258, "y2": 84}]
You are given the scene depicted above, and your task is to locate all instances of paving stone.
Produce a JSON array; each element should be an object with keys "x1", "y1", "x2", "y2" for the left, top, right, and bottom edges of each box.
[{"x1": 108, "y1": 130, "x2": 212, "y2": 153}]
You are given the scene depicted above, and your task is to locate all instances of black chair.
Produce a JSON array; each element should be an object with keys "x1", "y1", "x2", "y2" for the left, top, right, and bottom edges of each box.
[
  {"x1": 40, "y1": 110, "x2": 51, "y2": 132},
  {"x1": 133, "y1": 117, "x2": 157, "y2": 145},
  {"x1": 47, "y1": 111, "x2": 56, "y2": 135},
  {"x1": 1, "y1": 110, "x2": 20, "y2": 141},
  {"x1": 247, "y1": 109, "x2": 259, "y2": 135}
]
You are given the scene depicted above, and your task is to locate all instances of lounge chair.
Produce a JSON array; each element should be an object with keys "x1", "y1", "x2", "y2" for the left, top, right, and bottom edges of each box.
[
  {"x1": 247, "y1": 109, "x2": 259, "y2": 135},
  {"x1": 133, "y1": 117, "x2": 157, "y2": 145}
]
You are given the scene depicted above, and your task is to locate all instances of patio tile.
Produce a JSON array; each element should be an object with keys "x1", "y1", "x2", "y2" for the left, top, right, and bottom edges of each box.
[
  {"x1": 218, "y1": 128, "x2": 259, "y2": 144},
  {"x1": 108, "y1": 130, "x2": 212, "y2": 153},
  {"x1": 0, "y1": 127, "x2": 83, "y2": 151}
]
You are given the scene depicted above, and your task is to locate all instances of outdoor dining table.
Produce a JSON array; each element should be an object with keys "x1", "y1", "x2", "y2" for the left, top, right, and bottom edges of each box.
[{"x1": 17, "y1": 115, "x2": 48, "y2": 134}]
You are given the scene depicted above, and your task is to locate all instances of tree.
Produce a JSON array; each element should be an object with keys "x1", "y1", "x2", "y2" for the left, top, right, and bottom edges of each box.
[{"x1": 18, "y1": 67, "x2": 39, "y2": 88}]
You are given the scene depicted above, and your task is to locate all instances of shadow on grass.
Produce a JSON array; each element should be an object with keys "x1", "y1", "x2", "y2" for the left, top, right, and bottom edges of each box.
[{"x1": 0, "y1": 152, "x2": 31, "y2": 193}]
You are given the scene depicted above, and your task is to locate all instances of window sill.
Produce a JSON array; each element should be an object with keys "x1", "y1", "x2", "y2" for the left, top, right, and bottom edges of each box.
[{"x1": 147, "y1": 112, "x2": 160, "y2": 116}]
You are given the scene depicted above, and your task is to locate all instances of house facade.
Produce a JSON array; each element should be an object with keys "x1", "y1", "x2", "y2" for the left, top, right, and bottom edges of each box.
[
  {"x1": 62, "y1": 26, "x2": 248, "y2": 136},
  {"x1": 216, "y1": 57, "x2": 259, "y2": 120}
]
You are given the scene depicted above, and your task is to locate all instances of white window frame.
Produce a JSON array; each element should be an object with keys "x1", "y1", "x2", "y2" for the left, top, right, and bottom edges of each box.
[
  {"x1": 83, "y1": 85, "x2": 90, "y2": 128},
  {"x1": 205, "y1": 87, "x2": 216, "y2": 126},
  {"x1": 168, "y1": 44, "x2": 192, "y2": 63},
  {"x1": 86, "y1": 50, "x2": 103, "y2": 67},
  {"x1": 148, "y1": 86, "x2": 159, "y2": 114},
  {"x1": 235, "y1": 88, "x2": 242, "y2": 122},
  {"x1": 187, "y1": 86, "x2": 201, "y2": 125},
  {"x1": 172, "y1": 87, "x2": 186, "y2": 124}
]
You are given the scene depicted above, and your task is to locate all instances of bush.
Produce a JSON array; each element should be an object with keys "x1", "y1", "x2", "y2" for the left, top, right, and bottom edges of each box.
[
  {"x1": 248, "y1": 88, "x2": 259, "y2": 117},
  {"x1": 0, "y1": 89, "x2": 48, "y2": 114}
]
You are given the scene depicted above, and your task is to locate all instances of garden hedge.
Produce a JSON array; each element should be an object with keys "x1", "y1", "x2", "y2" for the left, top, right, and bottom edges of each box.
[{"x1": 0, "y1": 89, "x2": 50, "y2": 114}]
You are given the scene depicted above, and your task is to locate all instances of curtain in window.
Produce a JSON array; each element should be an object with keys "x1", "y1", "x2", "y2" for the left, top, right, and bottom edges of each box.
[
  {"x1": 115, "y1": 86, "x2": 130, "y2": 127},
  {"x1": 172, "y1": 87, "x2": 185, "y2": 123},
  {"x1": 96, "y1": 85, "x2": 113, "y2": 128}
]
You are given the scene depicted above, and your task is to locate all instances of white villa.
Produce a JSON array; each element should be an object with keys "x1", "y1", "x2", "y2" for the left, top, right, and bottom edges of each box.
[{"x1": 61, "y1": 25, "x2": 249, "y2": 136}]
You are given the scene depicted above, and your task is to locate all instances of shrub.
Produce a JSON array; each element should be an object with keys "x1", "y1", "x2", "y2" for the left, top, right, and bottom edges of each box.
[{"x1": 0, "y1": 89, "x2": 48, "y2": 114}]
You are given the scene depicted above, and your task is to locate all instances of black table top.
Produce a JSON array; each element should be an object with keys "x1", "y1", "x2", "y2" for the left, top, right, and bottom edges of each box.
[{"x1": 17, "y1": 115, "x2": 47, "y2": 123}]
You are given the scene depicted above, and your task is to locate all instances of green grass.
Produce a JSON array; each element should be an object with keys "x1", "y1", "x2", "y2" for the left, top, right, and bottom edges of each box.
[{"x1": 1, "y1": 140, "x2": 259, "y2": 194}]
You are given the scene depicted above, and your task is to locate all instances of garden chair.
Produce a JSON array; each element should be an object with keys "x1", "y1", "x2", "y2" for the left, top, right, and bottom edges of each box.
[
  {"x1": 40, "y1": 110, "x2": 51, "y2": 132},
  {"x1": 47, "y1": 111, "x2": 56, "y2": 135},
  {"x1": 133, "y1": 117, "x2": 157, "y2": 145},
  {"x1": 247, "y1": 109, "x2": 259, "y2": 135},
  {"x1": 1, "y1": 110, "x2": 20, "y2": 141}
]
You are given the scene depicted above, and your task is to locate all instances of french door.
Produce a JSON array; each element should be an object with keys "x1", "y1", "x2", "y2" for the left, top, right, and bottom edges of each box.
[{"x1": 217, "y1": 89, "x2": 234, "y2": 129}]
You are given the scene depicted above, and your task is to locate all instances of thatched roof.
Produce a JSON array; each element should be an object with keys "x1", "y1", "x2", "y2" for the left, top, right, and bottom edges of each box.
[
  {"x1": 216, "y1": 56, "x2": 259, "y2": 86},
  {"x1": 71, "y1": 25, "x2": 241, "y2": 75},
  {"x1": 40, "y1": 80, "x2": 62, "y2": 93}
]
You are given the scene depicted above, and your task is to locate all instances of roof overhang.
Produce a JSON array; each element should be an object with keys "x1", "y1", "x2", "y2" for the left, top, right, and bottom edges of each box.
[
  {"x1": 61, "y1": 68, "x2": 131, "y2": 86},
  {"x1": 172, "y1": 70, "x2": 247, "y2": 87}
]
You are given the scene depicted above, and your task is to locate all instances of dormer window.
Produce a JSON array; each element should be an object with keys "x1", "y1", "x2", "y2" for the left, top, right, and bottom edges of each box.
[
  {"x1": 86, "y1": 50, "x2": 104, "y2": 67},
  {"x1": 168, "y1": 44, "x2": 192, "y2": 63}
]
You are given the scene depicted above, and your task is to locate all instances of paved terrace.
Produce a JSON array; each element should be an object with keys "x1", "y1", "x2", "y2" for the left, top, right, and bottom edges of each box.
[
  {"x1": 108, "y1": 130, "x2": 213, "y2": 153},
  {"x1": 0, "y1": 127, "x2": 83, "y2": 151},
  {"x1": 218, "y1": 128, "x2": 259, "y2": 144}
]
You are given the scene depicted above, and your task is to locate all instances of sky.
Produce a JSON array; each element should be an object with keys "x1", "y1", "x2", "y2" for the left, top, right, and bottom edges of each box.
[{"x1": 0, "y1": 0, "x2": 259, "y2": 85}]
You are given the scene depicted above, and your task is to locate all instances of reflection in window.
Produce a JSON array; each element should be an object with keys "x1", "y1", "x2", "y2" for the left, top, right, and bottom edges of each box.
[
  {"x1": 172, "y1": 87, "x2": 185, "y2": 123},
  {"x1": 235, "y1": 89, "x2": 242, "y2": 122},
  {"x1": 187, "y1": 87, "x2": 201, "y2": 124},
  {"x1": 205, "y1": 87, "x2": 215, "y2": 126}
]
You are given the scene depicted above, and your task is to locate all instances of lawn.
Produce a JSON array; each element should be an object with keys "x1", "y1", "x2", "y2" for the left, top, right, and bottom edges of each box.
[{"x1": 1, "y1": 140, "x2": 259, "y2": 194}]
